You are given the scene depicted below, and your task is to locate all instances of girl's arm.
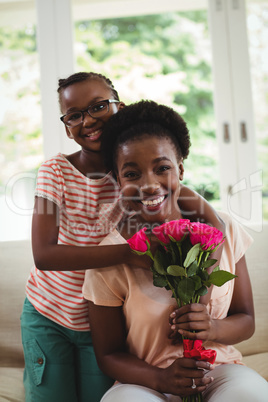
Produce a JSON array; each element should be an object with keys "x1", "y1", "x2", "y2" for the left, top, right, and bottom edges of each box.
[
  {"x1": 170, "y1": 255, "x2": 255, "y2": 345},
  {"x1": 88, "y1": 301, "x2": 213, "y2": 397},
  {"x1": 179, "y1": 184, "x2": 225, "y2": 252},
  {"x1": 179, "y1": 185, "x2": 225, "y2": 303},
  {"x1": 179, "y1": 184, "x2": 225, "y2": 236},
  {"x1": 32, "y1": 197, "x2": 150, "y2": 271}
]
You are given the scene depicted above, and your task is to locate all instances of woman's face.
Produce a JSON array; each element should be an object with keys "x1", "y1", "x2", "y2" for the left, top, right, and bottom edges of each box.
[
  {"x1": 117, "y1": 136, "x2": 184, "y2": 225},
  {"x1": 60, "y1": 79, "x2": 124, "y2": 153}
]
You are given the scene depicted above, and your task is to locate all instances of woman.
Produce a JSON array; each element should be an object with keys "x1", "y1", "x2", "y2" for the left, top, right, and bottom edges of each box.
[{"x1": 83, "y1": 100, "x2": 268, "y2": 401}]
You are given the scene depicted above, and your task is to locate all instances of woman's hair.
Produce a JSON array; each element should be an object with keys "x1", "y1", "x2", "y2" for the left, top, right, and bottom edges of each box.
[
  {"x1": 101, "y1": 100, "x2": 191, "y2": 174},
  {"x1": 57, "y1": 71, "x2": 120, "y2": 102}
]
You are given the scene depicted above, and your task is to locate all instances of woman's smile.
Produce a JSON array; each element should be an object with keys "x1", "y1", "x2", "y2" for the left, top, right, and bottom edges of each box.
[{"x1": 140, "y1": 194, "x2": 167, "y2": 208}]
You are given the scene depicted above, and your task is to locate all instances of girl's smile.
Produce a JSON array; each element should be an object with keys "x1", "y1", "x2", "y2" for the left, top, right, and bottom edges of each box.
[
  {"x1": 82, "y1": 128, "x2": 102, "y2": 142},
  {"x1": 117, "y1": 136, "x2": 184, "y2": 224}
]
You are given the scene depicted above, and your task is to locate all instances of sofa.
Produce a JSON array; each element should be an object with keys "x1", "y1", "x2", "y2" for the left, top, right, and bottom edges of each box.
[{"x1": 1, "y1": 222, "x2": 267, "y2": 401}]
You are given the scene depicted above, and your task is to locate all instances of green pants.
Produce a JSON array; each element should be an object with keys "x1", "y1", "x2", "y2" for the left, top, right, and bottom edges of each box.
[{"x1": 20, "y1": 298, "x2": 114, "y2": 402}]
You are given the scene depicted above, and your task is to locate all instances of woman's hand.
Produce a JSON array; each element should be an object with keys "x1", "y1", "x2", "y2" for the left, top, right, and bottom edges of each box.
[
  {"x1": 169, "y1": 303, "x2": 217, "y2": 342},
  {"x1": 158, "y1": 357, "x2": 214, "y2": 397}
]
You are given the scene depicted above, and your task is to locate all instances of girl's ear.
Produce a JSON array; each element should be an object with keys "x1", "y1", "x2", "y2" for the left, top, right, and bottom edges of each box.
[
  {"x1": 178, "y1": 162, "x2": 184, "y2": 181},
  {"x1": 65, "y1": 126, "x2": 74, "y2": 139},
  {"x1": 118, "y1": 102, "x2": 125, "y2": 111}
]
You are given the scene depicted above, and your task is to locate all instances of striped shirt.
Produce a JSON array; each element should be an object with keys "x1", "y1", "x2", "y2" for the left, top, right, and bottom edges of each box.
[{"x1": 26, "y1": 153, "x2": 123, "y2": 331}]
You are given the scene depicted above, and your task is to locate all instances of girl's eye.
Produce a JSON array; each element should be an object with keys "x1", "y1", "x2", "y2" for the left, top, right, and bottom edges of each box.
[
  {"x1": 91, "y1": 103, "x2": 105, "y2": 113},
  {"x1": 68, "y1": 112, "x2": 82, "y2": 121}
]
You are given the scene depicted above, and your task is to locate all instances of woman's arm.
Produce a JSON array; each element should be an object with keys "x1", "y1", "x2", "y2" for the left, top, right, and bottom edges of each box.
[
  {"x1": 32, "y1": 197, "x2": 150, "y2": 271},
  {"x1": 88, "y1": 301, "x2": 213, "y2": 397},
  {"x1": 170, "y1": 255, "x2": 255, "y2": 345}
]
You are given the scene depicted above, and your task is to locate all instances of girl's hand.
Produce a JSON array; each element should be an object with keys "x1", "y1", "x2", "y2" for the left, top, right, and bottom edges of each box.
[
  {"x1": 169, "y1": 303, "x2": 217, "y2": 342},
  {"x1": 158, "y1": 357, "x2": 214, "y2": 397}
]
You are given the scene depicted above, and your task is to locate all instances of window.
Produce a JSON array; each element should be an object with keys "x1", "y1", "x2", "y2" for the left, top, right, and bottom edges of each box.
[
  {"x1": 0, "y1": 23, "x2": 42, "y2": 241},
  {"x1": 74, "y1": 11, "x2": 220, "y2": 205},
  {"x1": 246, "y1": 0, "x2": 268, "y2": 220},
  {"x1": 0, "y1": 0, "x2": 266, "y2": 241}
]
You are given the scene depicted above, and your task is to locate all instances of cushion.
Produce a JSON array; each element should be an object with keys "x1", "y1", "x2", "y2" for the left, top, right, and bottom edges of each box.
[
  {"x1": 0, "y1": 367, "x2": 25, "y2": 401},
  {"x1": 235, "y1": 223, "x2": 268, "y2": 358},
  {"x1": 242, "y1": 352, "x2": 268, "y2": 381},
  {"x1": 0, "y1": 240, "x2": 33, "y2": 367}
]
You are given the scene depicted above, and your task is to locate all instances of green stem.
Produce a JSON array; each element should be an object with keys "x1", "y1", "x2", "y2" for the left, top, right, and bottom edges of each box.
[
  {"x1": 146, "y1": 250, "x2": 154, "y2": 261},
  {"x1": 204, "y1": 251, "x2": 209, "y2": 262},
  {"x1": 176, "y1": 242, "x2": 183, "y2": 266},
  {"x1": 165, "y1": 275, "x2": 181, "y2": 308},
  {"x1": 197, "y1": 250, "x2": 204, "y2": 267}
]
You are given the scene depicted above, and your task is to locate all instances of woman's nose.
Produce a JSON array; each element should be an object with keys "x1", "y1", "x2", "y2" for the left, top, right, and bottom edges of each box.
[{"x1": 140, "y1": 181, "x2": 161, "y2": 194}]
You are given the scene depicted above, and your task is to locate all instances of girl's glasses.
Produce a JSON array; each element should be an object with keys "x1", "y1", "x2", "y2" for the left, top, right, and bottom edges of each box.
[{"x1": 60, "y1": 99, "x2": 119, "y2": 128}]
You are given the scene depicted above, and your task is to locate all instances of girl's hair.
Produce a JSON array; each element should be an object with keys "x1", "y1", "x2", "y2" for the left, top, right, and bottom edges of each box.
[
  {"x1": 57, "y1": 71, "x2": 120, "y2": 102},
  {"x1": 101, "y1": 100, "x2": 191, "y2": 174}
]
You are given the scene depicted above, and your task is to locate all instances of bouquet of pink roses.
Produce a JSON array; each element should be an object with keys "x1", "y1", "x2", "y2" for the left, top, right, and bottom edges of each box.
[{"x1": 127, "y1": 219, "x2": 236, "y2": 402}]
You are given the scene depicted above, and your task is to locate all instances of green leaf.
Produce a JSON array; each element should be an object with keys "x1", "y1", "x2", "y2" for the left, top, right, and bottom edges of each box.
[
  {"x1": 183, "y1": 243, "x2": 201, "y2": 268},
  {"x1": 168, "y1": 234, "x2": 176, "y2": 242},
  {"x1": 153, "y1": 276, "x2": 168, "y2": 288},
  {"x1": 168, "y1": 241, "x2": 179, "y2": 265},
  {"x1": 191, "y1": 275, "x2": 202, "y2": 290},
  {"x1": 200, "y1": 269, "x2": 209, "y2": 281},
  {"x1": 167, "y1": 265, "x2": 186, "y2": 277},
  {"x1": 202, "y1": 259, "x2": 217, "y2": 269},
  {"x1": 212, "y1": 265, "x2": 220, "y2": 273},
  {"x1": 132, "y1": 250, "x2": 146, "y2": 256},
  {"x1": 153, "y1": 248, "x2": 168, "y2": 275},
  {"x1": 187, "y1": 260, "x2": 198, "y2": 277},
  {"x1": 208, "y1": 270, "x2": 237, "y2": 287},
  {"x1": 177, "y1": 278, "x2": 195, "y2": 303},
  {"x1": 196, "y1": 285, "x2": 208, "y2": 296}
]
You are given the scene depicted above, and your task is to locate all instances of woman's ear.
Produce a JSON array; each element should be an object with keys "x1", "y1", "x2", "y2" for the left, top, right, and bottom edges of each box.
[{"x1": 178, "y1": 162, "x2": 184, "y2": 181}]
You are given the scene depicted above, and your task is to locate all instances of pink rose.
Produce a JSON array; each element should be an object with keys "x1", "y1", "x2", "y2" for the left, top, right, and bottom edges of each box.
[
  {"x1": 127, "y1": 227, "x2": 150, "y2": 253},
  {"x1": 152, "y1": 219, "x2": 190, "y2": 244},
  {"x1": 189, "y1": 222, "x2": 224, "y2": 251}
]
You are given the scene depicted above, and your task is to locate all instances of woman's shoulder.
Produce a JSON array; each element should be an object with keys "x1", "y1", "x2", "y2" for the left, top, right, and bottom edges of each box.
[
  {"x1": 217, "y1": 210, "x2": 253, "y2": 261},
  {"x1": 217, "y1": 211, "x2": 252, "y2": 238}
]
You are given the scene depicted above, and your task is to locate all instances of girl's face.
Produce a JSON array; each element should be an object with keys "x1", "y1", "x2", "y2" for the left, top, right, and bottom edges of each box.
[
  {"x1": 117, "y1": 136, "x2": 184, "y2": 225},
  {"x1": 60, "y1": 79, "x2": 124, "y2": 152}
]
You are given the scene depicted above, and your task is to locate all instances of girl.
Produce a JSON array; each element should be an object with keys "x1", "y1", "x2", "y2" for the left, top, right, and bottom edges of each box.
[
  {"x1": 21, "y1": 73, "x2": 225, "y2": 402},
  {"x1": 83, "y1": 100, "x2": 267, "y2": 401}
]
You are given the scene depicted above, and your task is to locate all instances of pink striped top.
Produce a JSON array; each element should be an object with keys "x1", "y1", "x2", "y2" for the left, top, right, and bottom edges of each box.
[{"x1": 26, "y1": 153, "x2": 123, "y2": 331}]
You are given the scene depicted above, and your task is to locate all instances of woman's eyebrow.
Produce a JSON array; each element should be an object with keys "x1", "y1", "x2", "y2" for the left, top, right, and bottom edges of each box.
[
  {"x1": 121, "y1": 157, "x2": 171, "y2": 171},
  {"x1": 152, "y1": 156, "x2": 171, "y2": 163},
  {"x1": 121, "y1": 161, "x2": 137, "y2": 170}
]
